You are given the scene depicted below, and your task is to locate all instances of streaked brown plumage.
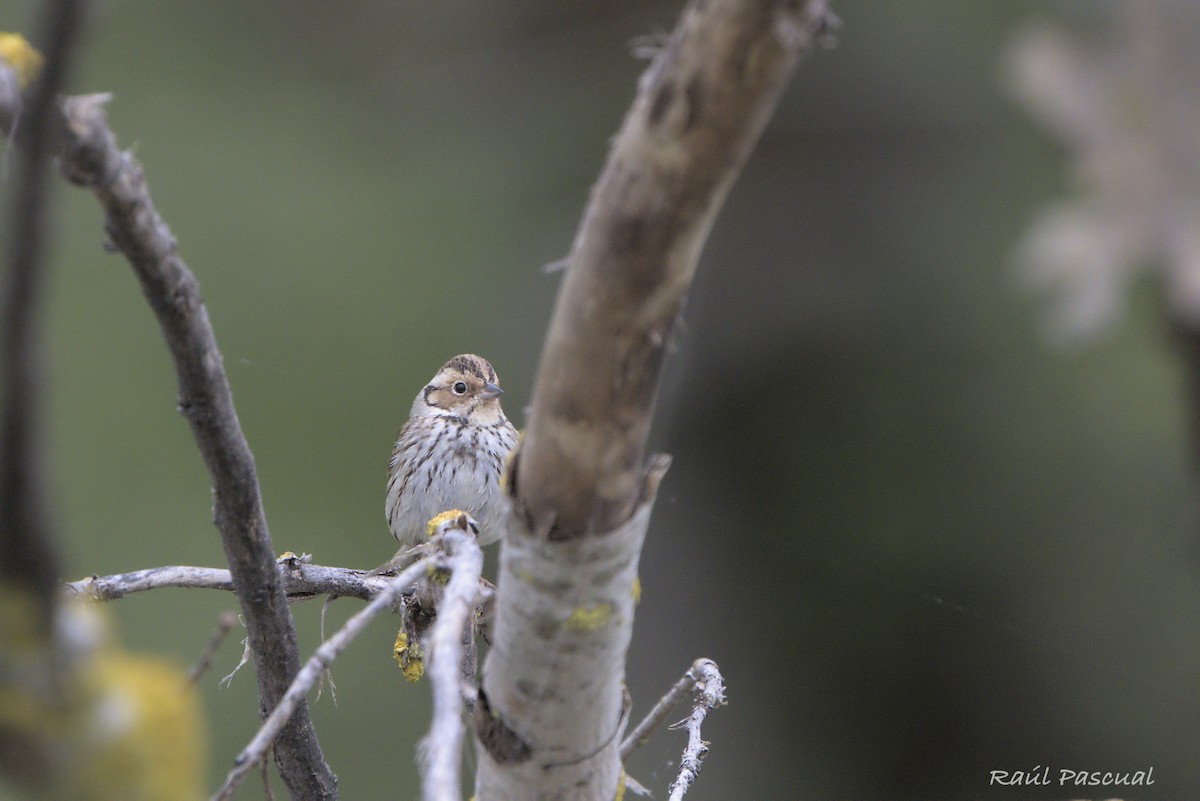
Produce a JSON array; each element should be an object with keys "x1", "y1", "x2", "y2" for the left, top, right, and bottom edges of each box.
[{"x1": 385, "y1": 354, "x2": 518, "y2": 546}]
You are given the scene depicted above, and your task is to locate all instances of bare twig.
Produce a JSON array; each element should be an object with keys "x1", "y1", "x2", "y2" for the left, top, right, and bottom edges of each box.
[
  {"x1": 65, "y1": 559, "x2": 394, "y2": 602},
  {"x1": 260, "y1": 754, "x2": 276, "y2": 801},
  {"x1": 55, "y1": 94, "x2": 335, "y2": 801},
  {"x1": 619, "y1": 658, "x2": 718, "y2": 760},
  {"x1": 66, "y1": 565, "x2": 235, "y2": 598},
  {"x1": 0, "y1": 0, "x2": 84, "y2": 639},
  {"x1": 623, "y1": 772, "x2": 652, "y2": 797},
  {"x1": 186, "y1": 610, "x2": 239, "y2": 687},
  {"x1": 316, "y1": 595, "x2": 338, "y2": 704},
  {"x1": 420, "y1": 527, "x2": 484, "y2": 801},
  {"x1": 667, "y1": 659, "x2": 725, "y2": 801},
  {"x1": 221, "y1": 635, "x2": 252, "y2": 688},
  {"x1": 211, "y1": 554, "x2": 435, "y2": 801},
  {"x1": 619, "y1": 658, "x2": 728, "y2": 800}
]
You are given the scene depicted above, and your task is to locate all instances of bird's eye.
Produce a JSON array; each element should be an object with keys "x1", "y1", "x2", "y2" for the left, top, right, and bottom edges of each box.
[{"x1": 452, "y1": 381, "x2": 468, "y2": 395}]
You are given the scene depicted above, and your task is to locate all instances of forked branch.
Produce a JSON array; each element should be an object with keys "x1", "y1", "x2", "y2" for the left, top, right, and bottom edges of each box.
[
  {"x1": 481, "y1": 2, "x2": 835, "y2": 799},
  {"x1": 213, "y1": 516, "x2": 484, "y2": 801},
  {"x1": 55, "y1": 93, "x2": 336, "y2": 801}
]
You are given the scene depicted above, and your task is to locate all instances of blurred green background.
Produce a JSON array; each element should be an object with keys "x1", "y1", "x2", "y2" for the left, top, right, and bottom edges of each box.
[{"x1": 3, "y1": 0, "x2": 1198, "y2": 798}]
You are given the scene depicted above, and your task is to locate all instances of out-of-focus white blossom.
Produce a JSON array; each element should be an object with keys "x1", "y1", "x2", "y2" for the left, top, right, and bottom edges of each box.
[{"x1": 1006, "y1": 3, "x2": 1200, "y2": 341}]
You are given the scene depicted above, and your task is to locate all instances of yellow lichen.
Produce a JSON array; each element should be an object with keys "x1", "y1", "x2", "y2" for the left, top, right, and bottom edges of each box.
[
  {"x1": 425, "y1": 509, "x2": 467, "y2": 538},
  {"x1": 614, "y1": 767, "x2": 627, "y2": 801},
  {"x1": 630, "y1": 576, "x2": 642, "y2": 605},
  {"x1": 0, "y1": 32, "x2": 42, "y2": 87},
  {"x1": 565, "y1": 603, "x2": 612, "y2": 632},
  {"x1": 70, "y1": 651, "x2": 207, "y2": 801},
  {"x1": 393, "y1": 631, "x2": 424, "y2": 682},
  {"x1": 0, "y1": 599, "x2": 206, "y2": 800},
  {"x1": 424, "y1": 563, "x2": 451, "y2": 585}
]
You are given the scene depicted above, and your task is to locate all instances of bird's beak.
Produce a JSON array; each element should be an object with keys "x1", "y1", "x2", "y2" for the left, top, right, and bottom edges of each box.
[{"x1": 479, "y1": 383, "x2": 504, "y2": 400}]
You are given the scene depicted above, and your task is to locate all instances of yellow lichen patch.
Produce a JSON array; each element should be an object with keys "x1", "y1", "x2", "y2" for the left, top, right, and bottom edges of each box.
[
  {"x1": 424, "y1": 563, "x2": 451, "y2": 585},
  {"x1": 630, "y1": 576, "x2": 642, "y2": 605},
  {"x1": 614, "y1": 767, "x2": 627, "y2": 801},
  {"x1": 393, "y1": 631, "x2": 424, "y2": 682},
  {"x1": 0, "y1": 600, "x2": 204, "y2": 800},
  {"x1": 565, "y1": 603, "x2": 612, "y2": 632},
  {"x1": 71, "y1": 651, "x2": 206, "y2": 801},
  {"x1": 425, "y1": 509, "x2": 467, "y2": 539},
  {"x1": 0, "y1": 32, "x2": 42, "y2": 86}
]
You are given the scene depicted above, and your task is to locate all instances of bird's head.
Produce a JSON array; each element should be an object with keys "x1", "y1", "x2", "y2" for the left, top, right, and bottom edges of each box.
[{"x1": 412, "y1": 354, "x2": 506, "y2": 424}]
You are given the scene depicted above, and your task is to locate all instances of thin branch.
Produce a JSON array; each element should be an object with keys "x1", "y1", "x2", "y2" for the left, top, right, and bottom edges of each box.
[
  {"x1": 186, "y1": 610, "x2": 239, "y2": 687},
  {"x1": 667, "y1": 659, "x2": 726, "y2": 801},
  {"x1": 55, "y1": 93, "x2": 335, "y2": 800},
  {"x1": 260, "y1": 753, "x2": 276, "y2": 801},
  {"x1": 211, "y1": 554, "x2": 435, "y2": 801},
  {"x1": 623, "y1": 772, "x2": 652, "y2": 797},
  {"x1": 66, "y1": 565, "x2": 234, "y2": 598},
  {"x1": 0, "y1": 0, "x2": 84, "y2": 639},
  {"x1": 420, "y1": 528, "x2": 484, "y2": 801},
  {"x1": 65, "y1": 559, "x2": 394, "y2": 602},
  {"x1": 619, "y1": 658, "x2": 717, "y2": 760}
]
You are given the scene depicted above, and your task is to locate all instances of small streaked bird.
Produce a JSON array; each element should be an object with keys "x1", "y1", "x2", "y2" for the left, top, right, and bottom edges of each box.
[{"x1": 385, "y1": 354, "x2": 519, "y2": 547}]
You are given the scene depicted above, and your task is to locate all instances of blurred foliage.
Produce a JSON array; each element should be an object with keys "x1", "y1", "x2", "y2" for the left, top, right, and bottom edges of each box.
[
  {"x1": 1, "y1": 0, "x2": 1198, "y2": 799},
  {"x1": 0, "y1": 601, "x2": 204, "y2": 801},
  {"x1": 1007, "y1": 1, "x2": 1200, "y2": 341}
]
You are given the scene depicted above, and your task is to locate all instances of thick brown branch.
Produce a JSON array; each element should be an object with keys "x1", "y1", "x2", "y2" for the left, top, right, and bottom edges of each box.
[
  {"x1": 516, "y1": 0, "x2": 836, "y2": 539},
  {"x1": 55, "y1": 95, "x2": 337, "y2": 801},
  {"x1": 481, "y1": 2, "x2": 832, "y2": 799},
  {"x1": 0, "y1": 0, "x2": 83, "y2": 639}
]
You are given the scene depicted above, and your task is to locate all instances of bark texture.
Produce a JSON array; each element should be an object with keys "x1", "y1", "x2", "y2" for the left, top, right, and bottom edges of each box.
[
  {"x1": 483, "y1": 2, "x2": 836, "y2": 797},
  {"x1": 57, "y1": 95, "x2": 337, "y2": 801},
  {"x1": 515, "y1": 0, "x2": 835, "y2": 540}
]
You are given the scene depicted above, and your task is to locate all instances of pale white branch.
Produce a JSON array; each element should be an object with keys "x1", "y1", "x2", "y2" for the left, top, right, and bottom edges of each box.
[
  {"x1": 67, "y1": 565, "x2": 234, "y2": 598},
  {"x1": 667, "y1": 659, "x2": 726, "y2": 801},
  {"x1": 480, "y1": 2, "x2": 832, "y2": 799},
  {"x1": 620, "y1": 658, "x2": 717, "y2": 759},
  {"x1": 66, "y1": 558, "x2": 393, "y2": 602},
  {"x1": 421, "y1": 528, "x2": 484, "y2": 801}
]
